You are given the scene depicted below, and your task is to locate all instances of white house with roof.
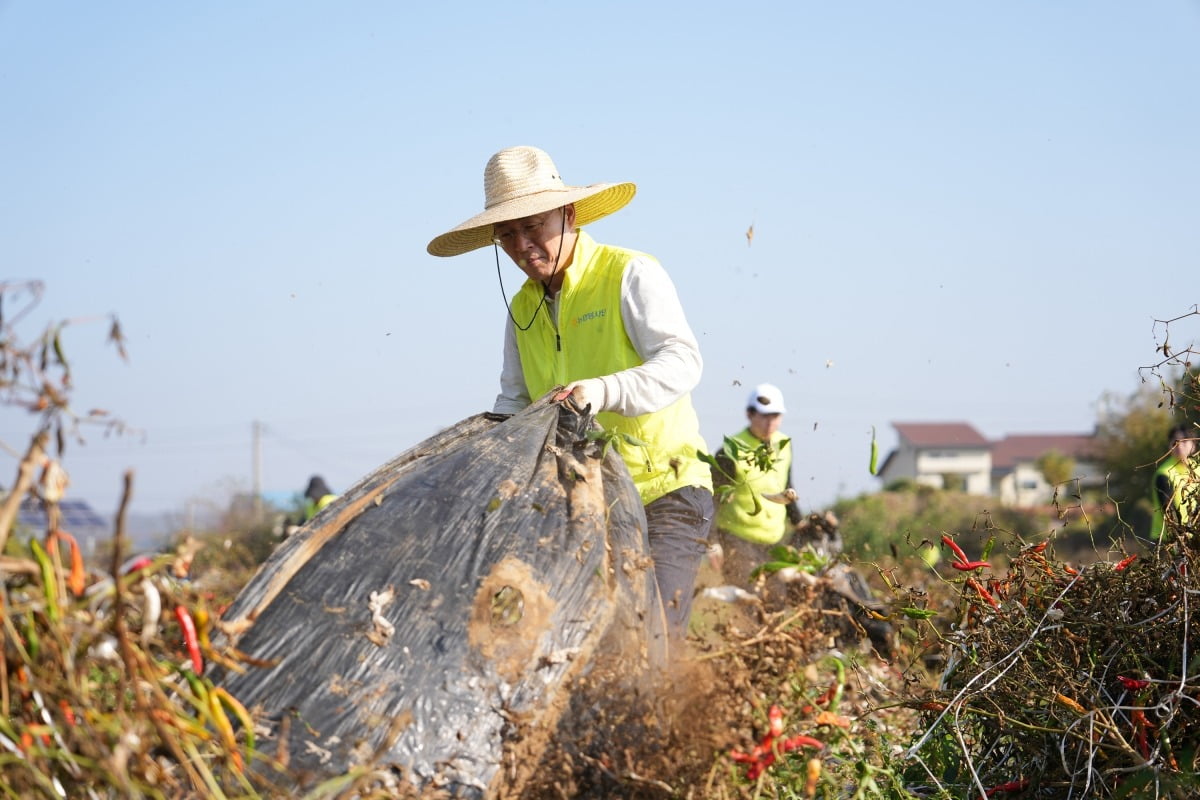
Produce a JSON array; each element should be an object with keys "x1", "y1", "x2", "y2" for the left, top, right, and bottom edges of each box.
[
  {"x1": 876, "y1": 422, "x2": 1100, "y2": 507},
  {"x1": 990, "y1": 433, "x2": 1102, "y2": 507},
  {"x1": 876, "y1": 422, "x2": 993, "y2": 495}
]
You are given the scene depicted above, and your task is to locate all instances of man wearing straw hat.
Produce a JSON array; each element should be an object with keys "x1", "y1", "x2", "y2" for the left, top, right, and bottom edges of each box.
[{"x1": 428, "y1": 146, "x2": 713, "y2": 639}]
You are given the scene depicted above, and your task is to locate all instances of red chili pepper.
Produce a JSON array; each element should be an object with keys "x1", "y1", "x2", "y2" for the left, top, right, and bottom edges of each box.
[
  {"x1": 1117, "y1": 675, "x2": 1151, "y2": 691},
  {"x1": 744, "y1": 735, "x2": 825, "y2": 780},
  {"x1": 1115, "y1": 554, "x2": 1137, "y2": 571},
  {"x1": 175, "y1": 605, "x2": 204, "y2": 674},
  {"x1": 941, "y1": 534, "x2": 970, "y2": 564},
  {"x1": 966, "y1": 578, "x2": 1001, "y2": 610},
  {"x1": 985, "y1": 778, "x2": 1029, "y2": 796},
  {"x1": 746, "y1": 760, "x2": 768, "y2": 779},
  {"x1": 735, "y1": 733, "x2": 778, "y2": 778},
  {"x1": 731, "y1": 704, "x2": 824, "y2": 781},
  {"x1": 768, "y1": 704, "x2": 783, "y2": 736},
  {"x1": 746, "y1": 752, "x2": 775, "y2": 780},
  {"x1": 800, "y1": 680, "x2": 838, "y2": 713},
  {"x1": 1130, "y1": 708, "x2": 1153, "y2": 759},
  {"x1": 123, "y1": 555, "x2": 154, "y2": 574},
  {"x1": 950, "y1": 560, "x2": 991, "y2": 571},
  {"x1": 778, "y1": 734, "x2": 824, "y2": 752},
  {"x1": 735, "y1": 724, "x2": 778, "y2": 768}
]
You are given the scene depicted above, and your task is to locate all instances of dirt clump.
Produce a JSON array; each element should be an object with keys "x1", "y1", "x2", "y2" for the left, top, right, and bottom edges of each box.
[{"x1": 516, "y1": 569, "x2": 903, "y2": 798}]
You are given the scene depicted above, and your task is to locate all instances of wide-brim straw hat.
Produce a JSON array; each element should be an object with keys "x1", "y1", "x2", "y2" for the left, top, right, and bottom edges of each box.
[{"x1": 427, "y1": 146, "x2": 636, "y2": 257}]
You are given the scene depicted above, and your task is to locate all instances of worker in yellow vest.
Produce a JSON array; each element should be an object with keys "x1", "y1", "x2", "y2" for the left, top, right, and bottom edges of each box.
[
  {"x1": 302, "y1": 475, "x2": 338, "y2": 523},
  {"x1": 710, "y1": 383, "x2": 802, "y2": 584},
  {"x1": 1151, "y1": 424, "x2": 1198, "y2": 541},
  {"x1": 427, "y1": 146, "x2": 713, "y2": 639}
]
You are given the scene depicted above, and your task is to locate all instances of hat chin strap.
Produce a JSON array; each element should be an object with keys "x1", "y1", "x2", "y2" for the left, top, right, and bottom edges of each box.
[{"x1": 493, "y1": 210, "x2": 569, "y2": 332}]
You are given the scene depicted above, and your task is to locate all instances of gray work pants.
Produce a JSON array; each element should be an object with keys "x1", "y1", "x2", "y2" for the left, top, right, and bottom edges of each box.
[{"x1": 645, "y1": 485, "x2": 714, "y2": 639}]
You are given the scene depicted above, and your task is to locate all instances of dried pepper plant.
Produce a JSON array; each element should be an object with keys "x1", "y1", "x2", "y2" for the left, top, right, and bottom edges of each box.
[
  {"x1": 899, "y1": 529, "x2": 1200, "y2": 799},
  {"x1": 894, "y1": 309, "x2": 1200, "y2": 799},
  {"x1": 0, "y1": 285, "x2": 275, "y2": 798},
  {"x1": 0, "y1": 279, "x2": 130, "y2": 554}
]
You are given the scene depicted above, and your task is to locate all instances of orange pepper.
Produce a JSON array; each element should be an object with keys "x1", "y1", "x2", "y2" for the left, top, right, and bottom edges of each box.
[
  {"x1": 966, "y1": 578, "x2": 1001, "y2": 610},
  {"x1": 1054, "y1": 693, "x2": 1086, "y2": 714}
]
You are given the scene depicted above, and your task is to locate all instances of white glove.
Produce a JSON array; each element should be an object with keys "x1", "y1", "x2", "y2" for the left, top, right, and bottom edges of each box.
[{"x1": 559, "y1": 378, "x2": 607, "y2": 412}]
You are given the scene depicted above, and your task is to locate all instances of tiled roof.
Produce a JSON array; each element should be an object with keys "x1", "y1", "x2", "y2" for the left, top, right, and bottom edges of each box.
[
  {"x1": 991, "y1": 434, "x2": 1097, "y2": 471},
  {"x1": 892, "y1": 422, "x2": 989, "y2": 448}
]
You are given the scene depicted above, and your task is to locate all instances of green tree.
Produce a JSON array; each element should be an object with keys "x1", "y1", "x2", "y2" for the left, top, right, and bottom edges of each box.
[
  {"x1": 1092, "y1": 368, "x2": 1200, "y2": 535},
  {"x1": 1170, "y1": 365, "x2": 1200, "y2": 429},
  {"x1": 1035, "y1": 449, "x2": 1076, "y2": 487},
  {"x1": 1093, "y1": 385, "x2": 1172, "y2": 516}
]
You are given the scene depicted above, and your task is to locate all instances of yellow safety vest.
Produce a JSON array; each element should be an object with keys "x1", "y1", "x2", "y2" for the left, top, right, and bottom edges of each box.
[
  {"x1": 715, "y1": 428, "x2": 793, "y2": 545},
  {"x1": 1151, "y1": 456, "x2": 1198, "y2": 540},
  {"x1": 304, "y1": 493, "x2": 337, "y2": 522},
  {"x1": 511, "y1": 232, "x2": 711, "y2": 505}
]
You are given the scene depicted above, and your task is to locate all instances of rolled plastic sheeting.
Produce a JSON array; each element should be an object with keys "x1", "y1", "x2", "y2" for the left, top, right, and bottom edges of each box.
[{"x1": 213, "y1": 393, "x2": 665, "y2": 797}]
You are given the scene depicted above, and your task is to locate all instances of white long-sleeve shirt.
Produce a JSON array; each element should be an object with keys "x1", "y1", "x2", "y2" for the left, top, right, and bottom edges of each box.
[{"x1": 493, "y1": 242, "x2": 702, "y2": 417}]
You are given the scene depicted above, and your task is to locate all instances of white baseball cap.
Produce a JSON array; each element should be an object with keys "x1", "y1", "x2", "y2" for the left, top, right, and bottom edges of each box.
[{"x1": 747, "y1": 383, "x2": 786, "y2": 414}]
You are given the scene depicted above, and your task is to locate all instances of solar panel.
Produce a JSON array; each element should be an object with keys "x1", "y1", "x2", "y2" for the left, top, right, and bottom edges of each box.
[{"x1": 17, "y1": 498, "x2": 109, "y2": 536}]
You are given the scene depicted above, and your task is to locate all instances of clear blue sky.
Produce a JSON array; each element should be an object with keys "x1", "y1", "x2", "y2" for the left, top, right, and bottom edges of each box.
[{"x1": 2, "y1": 2, "x2": 1197, "y2": 520}]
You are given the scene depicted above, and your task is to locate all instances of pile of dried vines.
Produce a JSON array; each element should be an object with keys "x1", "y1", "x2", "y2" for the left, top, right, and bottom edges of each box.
[{"x1": 904, "y1": 529, "x2": 1200, "y2": 798}]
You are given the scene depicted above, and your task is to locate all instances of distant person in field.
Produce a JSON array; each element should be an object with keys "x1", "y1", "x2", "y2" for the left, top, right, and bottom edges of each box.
[
  {"x1": 426, "y1": 145, "x2": 713, "y2": 639},
  {"x1": 303, "y1": 475, "x2": 338, "y2": 523},
  {"x1": 709, "y1": 383, "x2": 802, "y2": 584},
  {"x1": 1151, "y1": 423, "x2": 1198, "y2": 541}
]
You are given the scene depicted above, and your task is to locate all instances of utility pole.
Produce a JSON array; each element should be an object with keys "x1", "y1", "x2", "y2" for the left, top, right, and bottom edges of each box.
[{"x1": 252, "y1": 420, "x2": 263, "y2": 519}]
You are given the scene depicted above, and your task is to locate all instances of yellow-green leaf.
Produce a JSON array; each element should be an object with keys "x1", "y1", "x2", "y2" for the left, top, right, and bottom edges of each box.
[
  {"x1": 900, "y1": 607, "x2": 937, "y2": 620},
  {"x1": 869, "y1": 426, "x2": 879, "y2": 475}
]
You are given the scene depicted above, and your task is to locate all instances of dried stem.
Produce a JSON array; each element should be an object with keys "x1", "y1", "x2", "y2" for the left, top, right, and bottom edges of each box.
[{"x1": 0, "y1": 430, "x2": 47, "y2": 553}]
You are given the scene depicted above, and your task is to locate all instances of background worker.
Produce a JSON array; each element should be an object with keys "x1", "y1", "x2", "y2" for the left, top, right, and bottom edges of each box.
[
  {"x1": 426, "y1": 146, "x2": 713, "y2": 640},
  {"x1": 710, "y1": 383, "x2": 801, "y2": 584},
  {"x1": 302, "y1": 475, "x2": 337, "y2": 523},
  {"x1": 1151, "y1": 423, "x2": 1198, "y2": 541}
]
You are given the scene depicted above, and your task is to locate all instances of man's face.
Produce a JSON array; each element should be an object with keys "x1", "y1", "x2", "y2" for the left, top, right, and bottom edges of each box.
[
  {"x1": 493, "y1": 205, "x2": 576, "y2": 286},
  {"x1": 1172, "y1": 434, "x2": 1196, "y2": 461},
  {"x1": 748, "y1": 410, "x2": 783, "y2": 442}
]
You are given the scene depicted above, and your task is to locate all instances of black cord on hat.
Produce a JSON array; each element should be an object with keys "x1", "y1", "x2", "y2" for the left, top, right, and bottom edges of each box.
[{"x1": 492, "y1": 208, "x2": 568, "y2": 332}]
